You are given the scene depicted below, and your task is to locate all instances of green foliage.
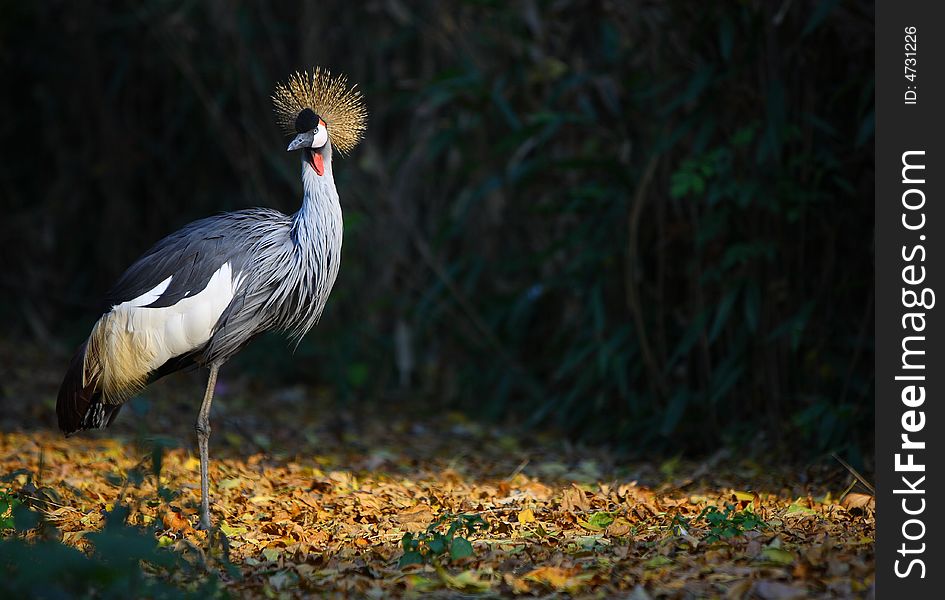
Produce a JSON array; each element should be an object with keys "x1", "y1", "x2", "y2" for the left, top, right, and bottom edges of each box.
[
  {"x1": 699, "y1": 505, "x2": 767, "y2": 543},
  {"x1": 0, "y1": 446, "x2": 226, "y2": 598},
  {"x1": 0, "y1": 504, "x2": 222, "y2": 598},
  {"x1": 586, "y1": 512, "x2": 615, "y2": 530},
  {"x1": 399, "y1": 514, "x2": 489, "y2": 568},
  {"x1": 674, "y1": 504, "x2": 767, "y2": 543},
  {"x1": 0, "y1": 490, "x2": 20, "y2": 530}
]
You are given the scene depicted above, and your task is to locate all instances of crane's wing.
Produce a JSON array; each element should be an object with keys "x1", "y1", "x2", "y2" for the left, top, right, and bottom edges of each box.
[
  {"x1": 103, "y1": 210, "x2": 284, "y2": 310},
  {"x1": 58, "y1": 209, "x2": 289, "y2": 434}
]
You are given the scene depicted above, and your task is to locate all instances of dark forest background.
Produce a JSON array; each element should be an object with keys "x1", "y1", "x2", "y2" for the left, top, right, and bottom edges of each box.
[{"x1": 0, "y1": 1, "x2": 873, "y2": 462}]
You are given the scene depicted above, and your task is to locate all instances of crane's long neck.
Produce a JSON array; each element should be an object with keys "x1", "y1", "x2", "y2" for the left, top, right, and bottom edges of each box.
[
  {"x1": 293, "y1": 153, "x2": 342, "y2": 247},
  {"x1": 289, "y1": 147, "x2": 343, "y2": 323}
]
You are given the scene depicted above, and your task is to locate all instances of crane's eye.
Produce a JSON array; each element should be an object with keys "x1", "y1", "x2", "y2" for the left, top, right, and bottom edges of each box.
[{"x1": 311, "y1": 124, "x2": 329, "y2": 149}]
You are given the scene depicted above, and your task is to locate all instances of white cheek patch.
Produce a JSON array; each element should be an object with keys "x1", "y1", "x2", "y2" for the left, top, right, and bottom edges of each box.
[{"x1": 312, "y1": 126, "x2": 329, "y2": 149}]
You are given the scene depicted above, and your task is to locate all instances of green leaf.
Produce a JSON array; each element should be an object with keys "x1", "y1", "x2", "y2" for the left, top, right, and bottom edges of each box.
[
  {"x1": 450, "y1": 537, "x2": 474, "y2": 560},
  {"x1": 399, "y1": 551, "x2": 425, "y2": 568},
  {"x1": 587, "y1": 512, "x2": 615, "y2": 530},
  {"x1": 428, "y1": 536, "x2": 446, "y2": 556},
  {"x1": 261, "y1": 547, "x2": 281, "y2": 562},
  {"x1": 220, "y1": 521, "x2": 248, "y2": 537},
  {"x1": 785, "y1": 503, "x2": 818, "y2": 516}
]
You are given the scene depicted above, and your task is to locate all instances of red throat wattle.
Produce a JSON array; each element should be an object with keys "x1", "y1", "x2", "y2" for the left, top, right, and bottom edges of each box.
[{"x1": 309, "y1": 151, "x2": 324, "y2": 176}]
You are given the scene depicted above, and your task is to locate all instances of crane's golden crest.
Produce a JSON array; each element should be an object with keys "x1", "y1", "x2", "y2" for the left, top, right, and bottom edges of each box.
[{"x1": 272, "y1": 68, "x2": 367, "y2": 155}]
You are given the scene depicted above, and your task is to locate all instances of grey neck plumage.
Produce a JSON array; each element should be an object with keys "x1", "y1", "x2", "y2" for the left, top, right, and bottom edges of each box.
[
  {"x1": 283, "y1": 143, "x2": 343, "y2": 337},
  {"x1": 293, "y1": 143, "x2": 340, "y2": 243}
]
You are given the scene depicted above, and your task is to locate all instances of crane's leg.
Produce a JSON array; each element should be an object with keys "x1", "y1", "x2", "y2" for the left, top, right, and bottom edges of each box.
[{"x1": 196, "y1": 362, "x2": 220, "y2": 530}]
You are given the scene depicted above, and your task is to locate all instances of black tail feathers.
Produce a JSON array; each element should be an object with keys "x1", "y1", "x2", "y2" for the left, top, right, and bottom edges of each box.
[{"x1": 56, "y1": 343, "x2": 121, "y2": 434}]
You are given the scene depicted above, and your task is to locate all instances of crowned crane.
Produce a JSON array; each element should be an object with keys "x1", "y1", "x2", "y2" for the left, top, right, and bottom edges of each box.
[{"x1": 56, "y1": 68, "x2": 367, "y2": 529}]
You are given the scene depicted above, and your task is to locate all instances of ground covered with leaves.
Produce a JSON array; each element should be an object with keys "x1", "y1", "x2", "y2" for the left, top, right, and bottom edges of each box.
[{"x1": 0, "y1": 348, "x2": 874, "y2": 598}]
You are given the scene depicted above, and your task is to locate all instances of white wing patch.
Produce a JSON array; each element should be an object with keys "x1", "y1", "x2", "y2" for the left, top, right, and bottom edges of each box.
[
  {"x1": 97, "y1": 262, "x2": 243, "y2": 384},
  {"x1": 118, "y1": 275, "x2": 173, "y2": 309}
]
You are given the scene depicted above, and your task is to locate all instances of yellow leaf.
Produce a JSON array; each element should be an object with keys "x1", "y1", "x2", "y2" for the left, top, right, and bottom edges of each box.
[
  {"x1": 436, "y1": 567, "x2": 491, "y2": 593},
  {"x1": 517, "y1": 508, "x2": 536, "y2": 524},
  {"x1": 220, "y1": 520, "x2": 248, "y2": 537},
  {"x1": 218, "y1": 478, "x2": 241, "y2": 490},
  {"x1": 523, "y1": 566, "x2": 590, "y2": 592},
  {"x1": 785, "y1": 503, "x2": 818, "y2": 516},
  {"x1": 760, "y1": 547, "x2": 796, "y2": 565}
]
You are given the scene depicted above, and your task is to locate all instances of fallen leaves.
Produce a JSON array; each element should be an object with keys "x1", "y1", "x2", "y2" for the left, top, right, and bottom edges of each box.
[
  {"x1": 394, "y1": 503, "x2": 434, "y2": 532},
  {"x1": 161, "y1": 510, "x2": 192, "y2": 533},
  {"x1": 436, "y1": 566, "x2": 492, "y2": 593},
  {"x1": 516, "y1": 508, "x2": 535, "y2": 524},
  {"x1": 522, "y1": 565, "x2": 592, "y2": 593},
  {"x1": 0, "y1": 409, "x2": 875, "y2": 598},
  {"x1": 841, "y1": 492, "x2": 875, "y2": 511}
]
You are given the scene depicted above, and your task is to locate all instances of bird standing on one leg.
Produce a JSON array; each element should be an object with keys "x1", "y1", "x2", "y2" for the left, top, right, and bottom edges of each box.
[{"x1": 56, "y1": 68, "x2": 367, "y2": 530}]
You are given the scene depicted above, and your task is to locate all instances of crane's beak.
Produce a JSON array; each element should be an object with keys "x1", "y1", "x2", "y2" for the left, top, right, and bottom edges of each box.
[
  {"x1": 287, "y1": 132, "x2": 314, "y2": 152},
  {"x1": 287, "y1": 131, "x2": 323, "y2": 176}
]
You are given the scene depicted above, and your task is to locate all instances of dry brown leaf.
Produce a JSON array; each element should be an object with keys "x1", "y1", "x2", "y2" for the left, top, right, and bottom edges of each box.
[
  {"x1": 162, "y1": 511, "x2": 192, "y2": 533},
  {"x1": 841, "y1": 493, "x2": 875, "y2": 511},
  {"x1": 561, "y1": 484, "x2": 590, "y2": 513},
  {"x1": 395, "y1": 504, "x2": 433, "y2": 524}
]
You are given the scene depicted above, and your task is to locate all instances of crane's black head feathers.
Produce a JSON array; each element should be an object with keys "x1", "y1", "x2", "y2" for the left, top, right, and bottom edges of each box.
[
  {"x1": 273, "y1": 68, "x2": 367, "y2": 154},
  {"x1": 295, "y1": 108, "x2": 320, "y2": 133}
]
